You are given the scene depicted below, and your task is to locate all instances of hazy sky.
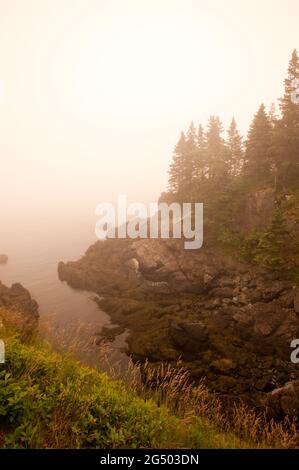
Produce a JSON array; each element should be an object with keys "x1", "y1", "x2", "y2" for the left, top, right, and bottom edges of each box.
[{"x1": 0, "y1": 0, "x2": 298, "y2": 226}]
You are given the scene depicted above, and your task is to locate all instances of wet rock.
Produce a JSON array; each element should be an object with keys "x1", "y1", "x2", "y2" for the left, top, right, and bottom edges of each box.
[{"x1": 170, "y1": 320, "x2": 209, "y2": 352}]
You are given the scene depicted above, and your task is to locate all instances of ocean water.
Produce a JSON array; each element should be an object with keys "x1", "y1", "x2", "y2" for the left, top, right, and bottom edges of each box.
[{"x1": 0, "y1": 214, "x2": 129, "y2": 370}]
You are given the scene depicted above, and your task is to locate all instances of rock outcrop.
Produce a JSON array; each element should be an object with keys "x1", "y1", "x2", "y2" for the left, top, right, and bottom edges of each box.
[
  {"x1": 58, "y1": 237, "x2": 299, "y2": 415},
  {"x1": 0, "y1": 281, "x2": 39, "y2": 337},
  {"x1": 236, "y1": 188, "x2": 276, "y2": 234},
  {"x1": 264, "y1": 381, "x2": 299, "y2": 419}
]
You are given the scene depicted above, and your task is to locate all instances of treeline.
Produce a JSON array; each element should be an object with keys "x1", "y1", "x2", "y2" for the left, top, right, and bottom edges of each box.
[{"x1": 167, "y1": 50, "x2": 299, "y2": 198}]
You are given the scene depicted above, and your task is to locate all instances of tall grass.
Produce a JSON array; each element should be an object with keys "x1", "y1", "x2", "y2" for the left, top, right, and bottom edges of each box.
[
  {"x1": 103, "y1": 354, "x2": 299, "y2": 448},
  {"x1": 1, "y1": 308, "x2": 298, "y2": 449},
  {"x1": 40, "y1": 315, "x2": 299, "y2": 449}
]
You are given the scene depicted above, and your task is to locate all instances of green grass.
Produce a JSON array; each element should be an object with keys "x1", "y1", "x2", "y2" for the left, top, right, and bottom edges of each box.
[{"x1": 0, "y1": 334, "x2": 253, "y2": 449}]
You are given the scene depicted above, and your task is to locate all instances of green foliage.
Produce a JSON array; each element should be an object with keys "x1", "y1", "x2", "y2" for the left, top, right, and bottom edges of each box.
[
  {"x1": 240, "y1": 210, "x2": 299, "y2": 281},
  {"x1": 244, "y1": 104, "x2": 273, "y2": 181},
  {"x1": 227, "y1": 118, "x2": 243, "y2": 176},
  {"x1": 240, "y1": 231, "x2": 262, "y2": 262},
  {"x1": 168, "y1": 116, "x2": 244, "y2": 196},
  {"x1": 165, "y1": 49, "x2": 299, "y2": 280},
  {"x1": 0, "y1": 337, "x2": 175, "y2": 448},
  {"x1": 253, "y1": 211, "x2": 291, "y2": 269},
  {"x1": 0, "y1": 336, "x2": 253, "y2": 449}
]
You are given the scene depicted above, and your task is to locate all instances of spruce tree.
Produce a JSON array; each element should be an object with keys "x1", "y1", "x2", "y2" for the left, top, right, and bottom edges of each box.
[
  {"x1": 276, "y1": 49, "x2": 299, "y2": 185},
  {"x1": 227, "y1": 118, "x2": 243, "y2": 176},
  {"x1": 168, "y1": 124, "x2": 196, "y2": 194},
  {"x1": 197, "y1": 124, "x2": 206, "y2": 149},
  {"x1": 168, "y1": 131, "x2": 187, "y2": 192},
  {"x1": 193, "y1": 124, "x2": 207, "y2": 181},
  {"x1": 205, "y1": 116, "x2": 228, "y2": 180},
  {"x1": 244, "y1": 104, "x2": 272, "y2": 181},
  {"x1": 254, "y1": 210, "x2": 299, "y2": 278},
  {"x1": 183, "y1": 121, "x2": 197, "y2": 188}
]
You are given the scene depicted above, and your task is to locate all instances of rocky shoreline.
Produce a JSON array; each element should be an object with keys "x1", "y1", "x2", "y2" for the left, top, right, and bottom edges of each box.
[
  {"x1": 58, "y1": 237, "x2": 299, "y2": 419},
  {"x1": 0, "y1": 281, "x2": 39, "y2": 337}
]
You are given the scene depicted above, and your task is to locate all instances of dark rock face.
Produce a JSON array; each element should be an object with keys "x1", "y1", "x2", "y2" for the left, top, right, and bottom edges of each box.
[
  {"x1": 233, "y1": 302, "x2": 298, "y2": 353},
  {"x1": 0, "y1": 281, "x2": 39, "y2": 336},
  {"x1": 58, "y1": 237, "x2": 299, "y2": 417},
  {"x1": 236, "y1": 188, "x2": 276, "y2": 234}
]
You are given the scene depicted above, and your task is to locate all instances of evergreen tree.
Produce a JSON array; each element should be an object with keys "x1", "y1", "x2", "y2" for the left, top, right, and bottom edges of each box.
[
  {"x1": 183, "y1": 121, "x2": 197, "y2": 188},
  {"x1": 168, "y1": 131, "x2": 187, "y2": 192},
  {"x1": 205, "y1": 115, "x2": 228, "y2": 180},
  {"x1": 254, "y1": 210, "x2": 299, "y2": 277},
  {"x1": 275, "y1": 49, "x2": 299, "y2": 185},
  {"x1": 244, "y1": 104, "x2": 272, "y2": 181},
  {"x1": 227, "y1": 118, "x2": 243, "y2": 176},
  {"x1": 186, "y1": 121, "x2": 197, "y2": 145},
  {"x1": 197, "y1": 124, "x2": 206, "y2": 148},
  {"x1": 268, "y1": 103, "x2": 278, "y2": 126},
  {"x1": 193, "y1": 124, "x2": 207, "y2": 181},
  {"x1": 168, "y1": 123, "x2": 196, "y2": 193}
]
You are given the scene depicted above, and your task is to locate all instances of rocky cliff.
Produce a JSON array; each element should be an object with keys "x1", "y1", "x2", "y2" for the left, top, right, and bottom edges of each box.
[
  {"x1": 0, "y1": 281, "x2": 39, "y2": 338},
  {"x1": 58, "y1": 236, "x2": 299, "y2": 416}
]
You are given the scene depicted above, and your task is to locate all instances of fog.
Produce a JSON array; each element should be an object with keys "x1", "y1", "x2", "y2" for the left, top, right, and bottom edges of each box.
[{"x1": 0, "y1": 0, "x2": 298, "y2": 247}]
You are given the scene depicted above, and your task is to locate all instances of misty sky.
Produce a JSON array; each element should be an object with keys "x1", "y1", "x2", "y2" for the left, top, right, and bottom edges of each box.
[{"x1": 0, "y1": 0, "x2": 298, "y2": 228}]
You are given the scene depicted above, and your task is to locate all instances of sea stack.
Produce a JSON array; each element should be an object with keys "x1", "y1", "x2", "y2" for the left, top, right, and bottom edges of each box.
[{"x1": 0, "y1": 254, "x2": 8, "y2": 264}]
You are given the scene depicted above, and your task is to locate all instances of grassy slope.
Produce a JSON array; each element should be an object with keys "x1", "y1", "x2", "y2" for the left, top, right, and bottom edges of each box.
[{"x1": 0, "y1": 334, "x2": 249, "y2": 449}]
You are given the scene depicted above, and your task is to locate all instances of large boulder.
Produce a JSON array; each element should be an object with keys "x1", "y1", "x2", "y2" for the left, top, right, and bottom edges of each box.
[
  {"x1": 233, "y1": 301, "x2": 298, "y2": 357},
  {"x1": 264, "y1": 381, "x2": 299, "y2": 419},
  {"x1": 170, "y1": 320, "x2": 209, "y2": 352}
]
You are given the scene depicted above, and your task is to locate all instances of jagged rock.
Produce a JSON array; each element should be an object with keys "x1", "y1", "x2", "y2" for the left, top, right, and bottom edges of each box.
[
  {"x1": 0, "y1": 281, "x2": 39, "y2": 337},
  {"x1": 232, "y1": 302, "x2": 298, "y2": 358}
]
